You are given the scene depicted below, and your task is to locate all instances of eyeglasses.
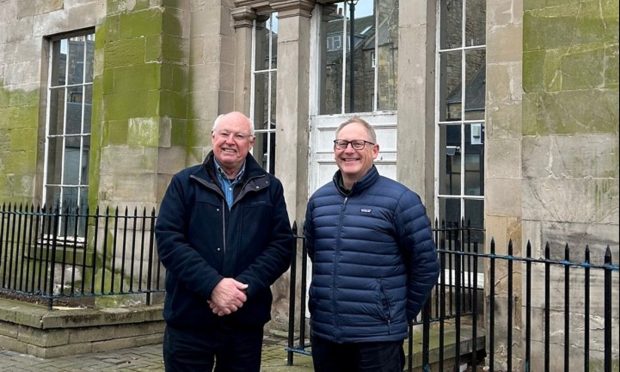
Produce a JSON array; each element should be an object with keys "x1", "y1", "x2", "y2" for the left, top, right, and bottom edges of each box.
[
  {"x1": 333, "y1": 139, "x2": 375, "y2": 150},
  {"x1": 214, "y1": 131, "x2": 253, "y2": 142}
]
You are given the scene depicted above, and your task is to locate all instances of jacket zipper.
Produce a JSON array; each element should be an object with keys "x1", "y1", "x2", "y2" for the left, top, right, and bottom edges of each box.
[
  {"x1": 191, "y1": 174, "x2": 266, "y2": 255},
  {"x1": 333, "y1": 196, "x2": 348, "y2": 335}
]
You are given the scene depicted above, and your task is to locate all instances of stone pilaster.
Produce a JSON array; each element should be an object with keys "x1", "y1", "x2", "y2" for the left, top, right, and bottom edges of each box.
[{"x1": 396, "y1": 1, "x2": 436, "y2": 211}]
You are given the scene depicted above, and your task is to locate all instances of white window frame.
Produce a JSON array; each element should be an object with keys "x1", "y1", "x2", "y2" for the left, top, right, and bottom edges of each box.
[
  {"x1": 43, "y1": 31, "x2": 94, "y2": 239},
  {"x1": 433, "y1": 0, "x2": 486, "y2": 226},
  {"x1": 250, "y1": 14, "x2": 278, "y2": 174},
  {"x1": 314, "y1": 0, "x2": 395, "y2": 116},
  {"x1": 434, "y1": 1, "x2": 487, "y2": 287}
]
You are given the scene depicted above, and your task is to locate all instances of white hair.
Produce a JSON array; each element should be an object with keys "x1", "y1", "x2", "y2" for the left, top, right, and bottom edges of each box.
[{"x1": 212, "y1": 113, "x2": 255, "y2": 135}]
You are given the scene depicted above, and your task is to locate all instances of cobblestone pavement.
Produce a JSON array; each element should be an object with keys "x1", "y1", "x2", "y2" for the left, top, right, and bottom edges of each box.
[{"x1": 0, "y1": 337, "x2": 314, "y2": 372}]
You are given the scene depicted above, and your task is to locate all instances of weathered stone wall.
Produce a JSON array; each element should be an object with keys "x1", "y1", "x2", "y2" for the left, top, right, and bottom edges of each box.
[
  {"x1": 93, "y1": 0, "x2": 191, "y2": 210},
  {"x1": 522, "y1": 1, "x2": 619, "y2": 254},
  {"x1": 486, "y1": 0, "x2": 619, "y2": 369},
  {"x1": 522, "y1": 1, "x2": 619, "y2": 370},
  {"x1": 0, "y1": 0, "x2": 104, "y2": 204}
]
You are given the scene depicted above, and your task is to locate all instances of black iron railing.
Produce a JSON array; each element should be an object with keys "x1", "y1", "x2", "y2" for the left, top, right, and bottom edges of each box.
[
  {"x1": 287, "y1": 220, "x2": 619, "y2": 372},
  {"x1": 0, "y1": 203, "x2": 165, "y2": 309}
]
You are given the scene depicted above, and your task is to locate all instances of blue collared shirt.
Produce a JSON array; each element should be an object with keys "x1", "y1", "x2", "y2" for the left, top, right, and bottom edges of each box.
[{"x1": 214, "y1": 159, "x2": 246, "y2": 209}]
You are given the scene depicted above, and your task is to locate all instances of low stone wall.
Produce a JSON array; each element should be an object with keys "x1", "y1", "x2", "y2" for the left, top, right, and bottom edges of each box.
[{"x1": 0, "y1": 298, "x2": 164, "y2": 358}]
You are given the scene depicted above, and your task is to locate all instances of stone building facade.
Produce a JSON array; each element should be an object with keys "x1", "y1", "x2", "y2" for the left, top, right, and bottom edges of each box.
[{"x1": 0, "y1": 0, "x2": 618, "y2": 369}]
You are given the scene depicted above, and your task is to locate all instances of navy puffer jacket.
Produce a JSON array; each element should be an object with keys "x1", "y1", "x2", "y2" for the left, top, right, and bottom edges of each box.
[{"x1": 304, "y1": 166, "x2": 439, "y2": 343}]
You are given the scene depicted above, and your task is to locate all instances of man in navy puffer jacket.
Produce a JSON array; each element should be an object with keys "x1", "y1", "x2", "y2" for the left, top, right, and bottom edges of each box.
[{"x1": 304, "y1": 117, "x2": 440, "y2": 372}]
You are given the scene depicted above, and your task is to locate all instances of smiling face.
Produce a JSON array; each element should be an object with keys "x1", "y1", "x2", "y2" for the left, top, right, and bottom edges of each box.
[
  {"x1": 334, "y1": 121, "x2": 379, "y2": 189},
  {"x1": 211, "y1": 112, "x2": 255, "y2": 177}
]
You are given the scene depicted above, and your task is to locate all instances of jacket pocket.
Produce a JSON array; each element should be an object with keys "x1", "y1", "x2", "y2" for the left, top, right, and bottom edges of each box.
[{"x1": 378, "y1": 279, "x2": 392, "y2": 323}]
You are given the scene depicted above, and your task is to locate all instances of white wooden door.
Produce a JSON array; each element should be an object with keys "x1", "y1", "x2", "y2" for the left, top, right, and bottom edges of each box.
[{"x1": 308, "y1": 112, "x2": 398, "y2": 196}]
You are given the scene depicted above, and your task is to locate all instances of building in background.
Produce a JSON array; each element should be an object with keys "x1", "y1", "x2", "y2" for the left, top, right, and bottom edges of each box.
[{"x1": 0, "y1": 0, "x2": 617, "y2": 369}]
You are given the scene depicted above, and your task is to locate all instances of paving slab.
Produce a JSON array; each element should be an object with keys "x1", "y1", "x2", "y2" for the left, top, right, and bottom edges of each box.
[{"x1": 0, "y1": 336, "x2": 314, "y2": 371}]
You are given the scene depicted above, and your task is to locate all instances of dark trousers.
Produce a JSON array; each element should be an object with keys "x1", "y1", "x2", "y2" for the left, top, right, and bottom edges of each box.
[
  {"x1": 311, "y1": 334, "x2": 405, "y2": 372},
  {"x1": 163, "y1": 323, "x2": 263, "y2": 372}
]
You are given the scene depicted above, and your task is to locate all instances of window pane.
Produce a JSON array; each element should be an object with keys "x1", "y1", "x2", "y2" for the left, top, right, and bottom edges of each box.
[
  {"x1": 439, "y1": 50, "x2": 462, "y2": 121},
  {"x1": 440, "y1": 0, "x2": 462, "y2": 49},
  {"x1": 464, "y1": 199, "x2": 484, "y2": 241},
  {"x1": 85, "y1": 34, "x2": 95, "y2": 83},
  {"x1": 254, "y1": 13, "x2": 278, "y2": 70},
  {"x1": 63, "y1": 139, "x2": 81, "y2": 185},
  {"x1": 255, "y1": 17, "x2": 271, "y2": 70},
  {"x1": 67, "y1": 36, "x2": 86, "y2": 85},
  {"x1": 45, "y1": 186, "x2": 61, "y2": 209},
  {"x1": 270, "y1": 72, "x2": 277, "y2": 126},
  {"x1": 439, "y1": 197, "x2": 461, "y2": 228},
  {"x1": 254, "y1": 131, "x2": 276, "y2": 174},
  {"x1": 50, "y1": 40, "x2": 67, "y2": 86},
  {"x1": 464, "y1": 49, "x2": 485, "y2": 120},
  {"x1": 376, "y1": 0, "x2": 398, "y2": 111},
  {"x1": 269, "y1": 14, "x2": 278, "y2": 69},
  {"x1": 465, "y1": 0, "x2": 486, "y2": 46},
  {"x1": 66, "y1": 86, "x2": 83, "y2": 135},
  {"x1": 62, "y1": 187, "x2": 79, "y2": 210},
  {"x1": 320, "y1": 4, "x2": 345, "y2": 114},
  {"x1": 439, "y1": 124, "x2": 461, "y2": 195},
  {"x1": 82, "y1": 137, "x2": 90, "y2": 185},
  {"x1": 464, "y1": 124, "x2": 484, "y2": 196},
  {"x1": 84, "y1": 85, "x2": 92, "y2": 133},
  {"x1": 346, "y1": 0, "x2": 374, "y2": 113},
  {"x1": 48, "y1": 88, "x2": 65, "y2": 135},
  {"x1": 46, "y1": 137, "x2": 63, "y2": 185},
  {"x1": 253, "y1": 72, "x2": 269, "y2": 126}
]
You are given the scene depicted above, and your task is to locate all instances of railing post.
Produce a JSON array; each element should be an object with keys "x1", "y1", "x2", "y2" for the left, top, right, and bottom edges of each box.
[
  {"x1": 584, "y1": 245, "x2": 590, "y2": 372},
  {"x1": 507, "y1": 240, "x2": 513, "y2": 372},
  {"x1": 299, "y1": 232, "x2": 308, "y2": 349},
  {"x1": 544, "y1": 242, "x2": 550, "y2": 372},
  {"x1": 287, "y1": 222, "x2": 298, "y2": 366},
  {"x1": 603, "y1": 246, "x2": 612, "y2": 372},
  {"x1": 455, "y1": 223, "x2": 462, "y2": 370},
  {"x1": 146, "y1": 208, "x2": 156, "y2": 305},
  {"x1": 525, "y1": 241, "x2": 532, "y2": 372},
  {"x1": 421, "y1": 298, "x2": 431, "y2": 372},
  {"x1": 47, "y1": 205, "x2": 60, "y2": 310},
  {"x1": 438, "y1": 221, "x2": 446, "y2": 372},
  {"x1": 563, "y1": 244, "x2": 570, "y2": 372},
  {"x1": 489, "y1": 238, "x2": 496, "y2": 371}
]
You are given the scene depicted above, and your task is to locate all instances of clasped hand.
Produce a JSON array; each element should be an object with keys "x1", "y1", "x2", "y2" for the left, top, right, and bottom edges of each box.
[{"x1": 208, "y1": 278, "x2": 248, "y2": 316}]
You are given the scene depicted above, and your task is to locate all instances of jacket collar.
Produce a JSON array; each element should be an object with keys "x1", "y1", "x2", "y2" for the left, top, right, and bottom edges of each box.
[
  {"x1": 333, "y1": 165, "x2": 379, "y2": 196},
  {"x1": 201, "y1": 151, "x2": 266, "y2": 183}
]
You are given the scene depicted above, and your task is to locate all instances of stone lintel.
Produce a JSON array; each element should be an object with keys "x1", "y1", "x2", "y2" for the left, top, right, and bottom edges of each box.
[
  {"x1": 231, "y1": 6, "x2": 256, "y2": 29},
  {"x1": 271, "y1": 0, "x2": 315, "y2": 18},
  {"x1": 233, "y1": 1, "x2": 315, "y2": 25}
]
